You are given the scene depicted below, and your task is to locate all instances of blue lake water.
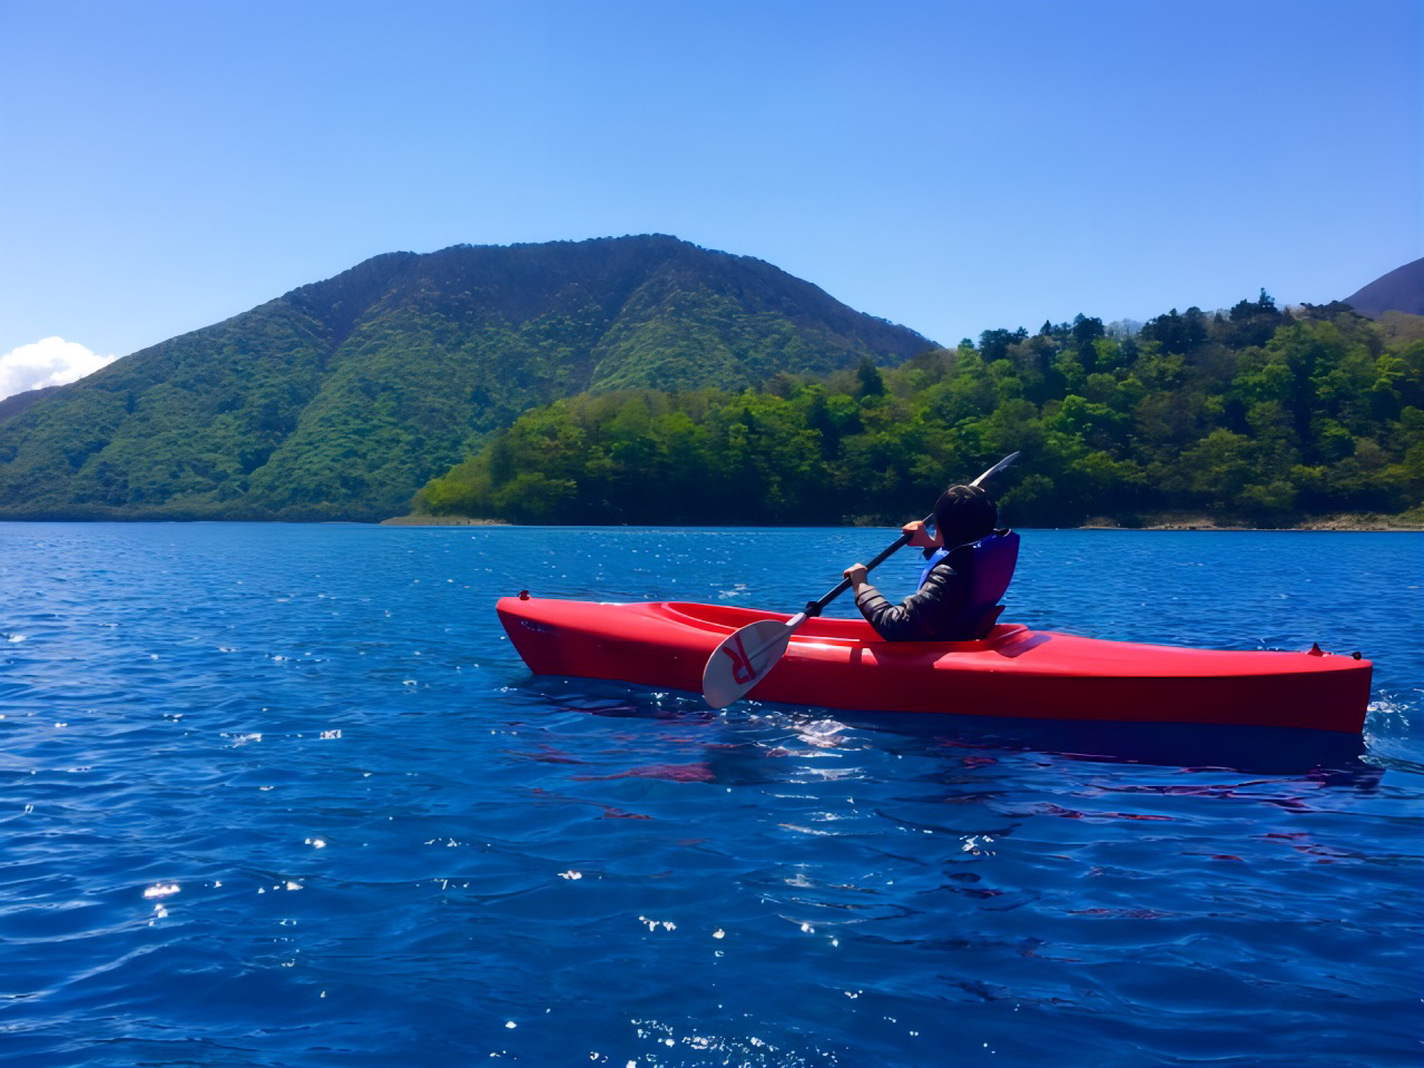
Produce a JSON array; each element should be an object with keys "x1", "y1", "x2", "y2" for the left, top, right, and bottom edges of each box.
[{"x1": 1, "y1": 523, "x2": 1420, "y2": 1067}]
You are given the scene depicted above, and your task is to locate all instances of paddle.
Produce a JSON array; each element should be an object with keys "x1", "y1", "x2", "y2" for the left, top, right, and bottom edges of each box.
[{"x1": 700, "y1": 451, "x2": 1020, "y2": 709}]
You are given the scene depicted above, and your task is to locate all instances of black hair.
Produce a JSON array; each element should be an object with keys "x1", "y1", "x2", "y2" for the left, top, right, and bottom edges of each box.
[{"x1": 933, "y1": 484, "x2": 997, "y2": 548}]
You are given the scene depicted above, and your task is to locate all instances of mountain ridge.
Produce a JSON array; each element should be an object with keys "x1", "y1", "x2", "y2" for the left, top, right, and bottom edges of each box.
[
  {"x1": 1343, "y1": 256, "x2": 1424, "y2": 318},
  {"x1": 0, "y1": 235, "x2": 932, "y2": 521}
]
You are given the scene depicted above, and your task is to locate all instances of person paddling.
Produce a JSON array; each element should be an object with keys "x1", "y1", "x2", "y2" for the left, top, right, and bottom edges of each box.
[{"x1": 842, "y1": 484, "x2": 1019, "y2": 641}]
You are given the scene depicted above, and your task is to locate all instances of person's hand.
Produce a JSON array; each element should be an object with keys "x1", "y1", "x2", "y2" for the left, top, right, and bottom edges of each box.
[
  {"x1": 842, "y1": 563, "x2": 869, "y2": 587},
  {"x1": 902, "y1": 520, "x2": 940, "y2": 548}
]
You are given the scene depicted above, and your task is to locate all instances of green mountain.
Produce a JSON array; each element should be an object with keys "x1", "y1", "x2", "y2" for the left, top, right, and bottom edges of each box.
[{"x1": 0, "y1": 236, "x2": 931, "y2": 521}]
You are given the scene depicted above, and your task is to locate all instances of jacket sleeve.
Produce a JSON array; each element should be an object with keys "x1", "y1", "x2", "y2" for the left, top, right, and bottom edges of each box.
[{"x1": 854, "y1": 561, "x2": 969, "y2": 641}]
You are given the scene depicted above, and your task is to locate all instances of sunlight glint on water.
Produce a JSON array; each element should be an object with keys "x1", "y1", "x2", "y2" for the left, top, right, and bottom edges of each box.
[{"x1": 0, "y1": 523, "x2": 1418, "y2": 1067}]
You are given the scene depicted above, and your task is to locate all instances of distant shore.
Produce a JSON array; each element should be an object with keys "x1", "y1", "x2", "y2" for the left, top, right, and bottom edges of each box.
[
  {"x1": 385, "y1": 512, "x2": 1421, "y2": 531},
  {"x1": 381, "y1": 515, "x2": 510, "y2": 526},
  {"x1": 1080, "y1": 511, "x2": 1422, "y2": 532}
]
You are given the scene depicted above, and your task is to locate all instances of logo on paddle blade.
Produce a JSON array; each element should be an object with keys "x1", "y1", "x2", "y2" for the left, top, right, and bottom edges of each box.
[{"x1": 721, "y1": 633, "x2": 758, "y2": 684}]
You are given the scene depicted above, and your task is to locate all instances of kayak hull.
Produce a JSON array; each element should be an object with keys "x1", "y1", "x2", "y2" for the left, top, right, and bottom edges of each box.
[{"x1": 495, "y1": 596, "x2": 1372, "y2": 733}]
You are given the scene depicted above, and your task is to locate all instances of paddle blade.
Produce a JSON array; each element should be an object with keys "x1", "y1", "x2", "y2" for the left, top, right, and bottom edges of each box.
[
  {"x1": 701, "y1": 619, "x2": 795, "y2": 709},
  {"x1": 971, "y1": 450, "x2": 1019, "y2": 487}
]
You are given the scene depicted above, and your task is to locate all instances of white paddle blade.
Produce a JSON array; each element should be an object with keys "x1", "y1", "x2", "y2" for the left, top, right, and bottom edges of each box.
[
  {"x1": 971, "y1": 450, "x2": 1019, "y2": 487},
  {"x1": 701, "y1": 619, "x2": 795, "y2": 709}
]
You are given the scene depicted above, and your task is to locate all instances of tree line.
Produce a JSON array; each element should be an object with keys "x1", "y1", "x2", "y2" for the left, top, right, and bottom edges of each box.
[{"x1": 415, "y1": 295, "x2": 1424, "y2": 527}]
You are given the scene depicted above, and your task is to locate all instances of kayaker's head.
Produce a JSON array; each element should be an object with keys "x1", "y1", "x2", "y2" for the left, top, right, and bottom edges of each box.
[{"x1": 934, "y1": 484, "x2": 997, "y2": 548}]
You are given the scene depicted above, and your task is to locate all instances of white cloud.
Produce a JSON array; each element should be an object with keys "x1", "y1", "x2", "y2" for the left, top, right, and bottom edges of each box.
[{"x1": 0, "y1": 337, "x2": 118, "y2": 401}]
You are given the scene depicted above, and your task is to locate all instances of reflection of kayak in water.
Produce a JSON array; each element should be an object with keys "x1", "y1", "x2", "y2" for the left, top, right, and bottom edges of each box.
[{"x1": 496, "y1": 594, "x2": 1373, "y2": 735}]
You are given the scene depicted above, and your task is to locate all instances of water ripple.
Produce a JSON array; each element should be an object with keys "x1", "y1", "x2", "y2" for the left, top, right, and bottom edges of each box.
[{"x1": 0, "y1": 523, "x2": 1418, "y2": 1067}]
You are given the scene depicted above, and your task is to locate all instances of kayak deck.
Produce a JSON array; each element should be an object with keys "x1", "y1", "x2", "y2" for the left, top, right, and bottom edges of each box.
[{"x1": 496, "y1": 595, "x2": 1372, "y2": 733}]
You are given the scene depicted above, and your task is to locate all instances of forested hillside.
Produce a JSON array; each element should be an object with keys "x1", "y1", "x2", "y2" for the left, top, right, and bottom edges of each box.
[
  {"x1": 417, "y1": 296, "x2": 1424, "y2": 527},
  {"x1": 0, "y1": 236, "x2": 930, "y2": 521}
]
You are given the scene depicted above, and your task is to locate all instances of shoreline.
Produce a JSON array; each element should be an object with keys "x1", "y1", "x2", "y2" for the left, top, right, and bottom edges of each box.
[
  {"x1": 1079, "y1": 511, "x2": 1423, "y2": 532},
  {"x1": 380, "y1": 515, "x2": 511, "y2": 527},
  {"x1": 384, "y1": 513, "x2": 1422, "y2": 532}
]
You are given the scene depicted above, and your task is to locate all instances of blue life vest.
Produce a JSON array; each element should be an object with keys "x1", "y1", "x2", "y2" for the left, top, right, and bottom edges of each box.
[{"x1": 918, "y1": 529, "x2": 1020, "y2": 638}]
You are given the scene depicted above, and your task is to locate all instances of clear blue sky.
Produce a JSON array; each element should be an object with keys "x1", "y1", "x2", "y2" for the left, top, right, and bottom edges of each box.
[{"x1": 1, "y1": 0, "x2": 1420, "y2": 387}]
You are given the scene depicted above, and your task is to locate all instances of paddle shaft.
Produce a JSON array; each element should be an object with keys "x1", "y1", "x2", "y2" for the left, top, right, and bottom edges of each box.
[
  {"x1": 802, "y1": 450, "x2": 1018, "y2": 617},
  {"x1": 804, "y1": 522, "x2": 924, "y2": 617},
  {"x1": 700, "y1": 451, "x2": 1019, "y2": 707}
]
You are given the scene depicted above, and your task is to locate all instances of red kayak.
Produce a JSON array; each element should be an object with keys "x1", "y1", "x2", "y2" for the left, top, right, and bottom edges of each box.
[{"x1": 496, "y1": 594, "x2": 1372, "y2": 733}]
